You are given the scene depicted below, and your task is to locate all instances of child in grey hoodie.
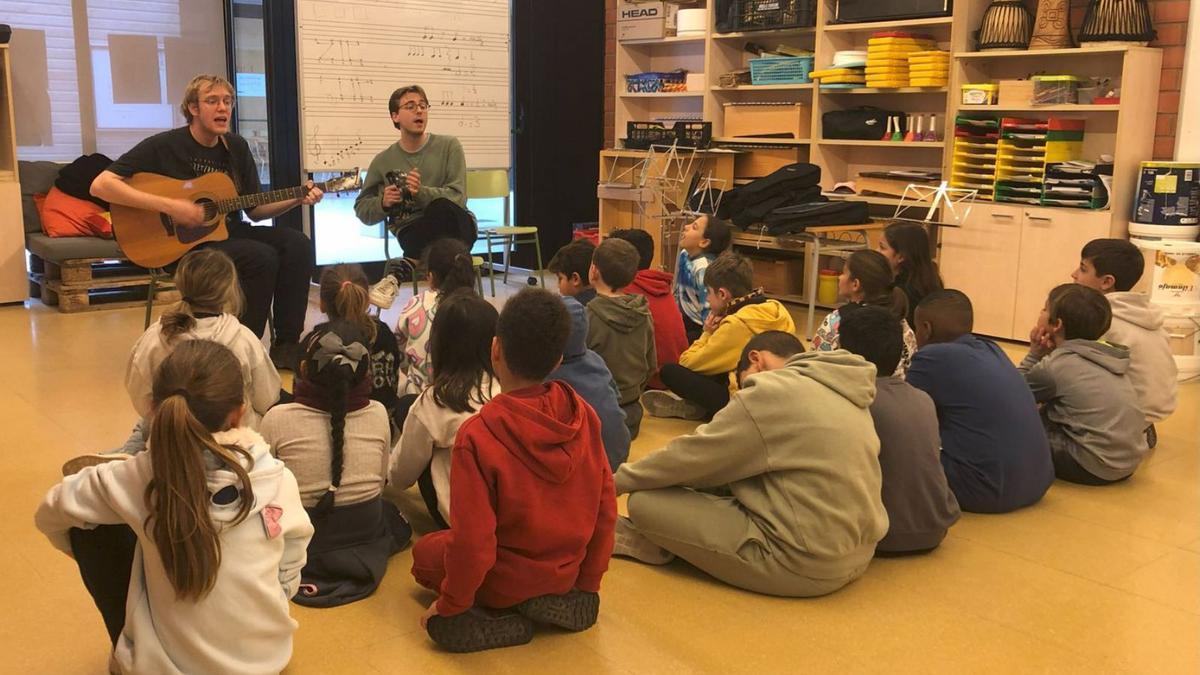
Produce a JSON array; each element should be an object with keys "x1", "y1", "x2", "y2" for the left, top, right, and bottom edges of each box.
[{"x1": 1022, "y1": 284, "x2": 1149, "y2": 484}]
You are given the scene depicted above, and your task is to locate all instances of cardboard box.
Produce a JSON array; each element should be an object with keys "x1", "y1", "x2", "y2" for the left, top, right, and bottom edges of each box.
[
  {"x1": 998, "y1": 79, "x2": 1034, "y2": 107},
  {"x1": 723, "y1": 103, "x2": 812, "y2": 140},
  {"x1": 618, "y1": 2, "x2": 679, "y2": 40},
  {"x1": 749, "y1": 256, "x2": 805, "y2": 296},
  {"x1": 734, "y1": 146, "x2": 807, "y2": 178}
]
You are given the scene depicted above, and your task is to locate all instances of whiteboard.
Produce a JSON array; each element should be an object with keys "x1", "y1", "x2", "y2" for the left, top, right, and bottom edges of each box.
[{"x1": 296, "y1": 0, "x2": 511, "y2": 171}]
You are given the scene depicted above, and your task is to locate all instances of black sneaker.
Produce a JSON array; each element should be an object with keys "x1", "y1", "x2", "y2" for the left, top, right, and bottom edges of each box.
[
  {"x1": 270, "y1": 341, "x2": 303, "y2": 372},
  {"x1": 425, "y1": 608, "x2": 534, "y2": 653},
  {"x1": 515, "y1": 590, "x2": 599, "y2": 632},
  {"x1": 1146, "y1": 424, "x2": 1157, "y2": 450}
]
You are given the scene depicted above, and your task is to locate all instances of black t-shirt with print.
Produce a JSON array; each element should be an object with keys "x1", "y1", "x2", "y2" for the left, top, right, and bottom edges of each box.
[{"x1": 108, "y1": 126, "x2": 261, "y2": 226}]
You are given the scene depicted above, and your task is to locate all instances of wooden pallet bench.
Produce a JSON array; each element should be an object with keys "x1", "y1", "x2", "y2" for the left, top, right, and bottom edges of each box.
[{"x1": 30, "y1": 257, "x2": 178, "y2": 314}]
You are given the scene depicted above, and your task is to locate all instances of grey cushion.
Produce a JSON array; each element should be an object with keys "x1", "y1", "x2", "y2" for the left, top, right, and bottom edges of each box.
[
  {"x1": 18, "y1": 160, "x2": 65, "y2": 234},
  {"x1": 26, "y1": 232, "x2": 125, "y2": 263}
]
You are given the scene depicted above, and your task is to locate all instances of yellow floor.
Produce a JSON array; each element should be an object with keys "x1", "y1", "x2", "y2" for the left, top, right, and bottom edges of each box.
[{"x1": 5, "y1": 285, "x2": 1199, "y2": 673}]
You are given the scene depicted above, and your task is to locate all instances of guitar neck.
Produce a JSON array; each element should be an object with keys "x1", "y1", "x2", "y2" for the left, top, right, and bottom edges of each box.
[{"x1": 213, "y1": 181, "x2": 328, "y2": 214}]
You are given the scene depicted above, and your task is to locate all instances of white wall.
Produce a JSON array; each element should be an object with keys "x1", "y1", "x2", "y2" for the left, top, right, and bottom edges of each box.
[{"x1": 1177, "y1": 0, "x2": 1200, "y2": 160}]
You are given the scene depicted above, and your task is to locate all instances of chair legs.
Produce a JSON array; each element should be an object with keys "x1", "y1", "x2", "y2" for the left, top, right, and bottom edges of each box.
[
  {"x1": 144, "y1": 271, "x2": 158, "y2": 330},
  {"x1": 485, "y1": 232, "x2": 497, "y2": 297},
  {"x1": 532, "y1": 234, "x2": 546, "y2": 288}
]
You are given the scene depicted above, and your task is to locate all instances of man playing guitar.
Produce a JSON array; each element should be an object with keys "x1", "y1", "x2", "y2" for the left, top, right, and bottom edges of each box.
[
  {"x1": 353, "y1": 85, "x2": 477, "y2": 308},
  {"x1": 91, "y1": 75, "x2": 322, "y2": 370}
]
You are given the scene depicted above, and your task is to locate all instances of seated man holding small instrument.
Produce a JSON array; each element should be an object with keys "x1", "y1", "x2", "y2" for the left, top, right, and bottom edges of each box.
[
  {"x1": 91, "y1": 74, "x2": 323, "y2": 370},
  {"x1": 354, "y1": 84, "x2": 476, "y2": 309}
]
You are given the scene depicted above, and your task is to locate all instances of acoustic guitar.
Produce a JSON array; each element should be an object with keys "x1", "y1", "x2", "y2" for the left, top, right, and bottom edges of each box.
[{"x1": 110, "y1": 170, "x2": 362, "y2": 268}]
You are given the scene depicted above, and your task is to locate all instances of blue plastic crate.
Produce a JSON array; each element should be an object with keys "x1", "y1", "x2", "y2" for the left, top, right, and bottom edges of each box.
[{"x1": 749, "y1": 56, "x2": 813, "y2": 85}]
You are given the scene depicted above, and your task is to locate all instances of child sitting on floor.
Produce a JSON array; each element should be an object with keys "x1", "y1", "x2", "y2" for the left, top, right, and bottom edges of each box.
[
  {"x1": 548, "y1": 238, "x2": 598, "y2": 306},
  {"x1": 878, "y1": 221, "x2": 944, "y2": 326},
  {"x1": 411, "y1": 288, "x2": 615, "y2": 653},
  {"x1": 644, "y1": 252, "x2": 795, "y2": 421},
  {"x1": 551, "y1": 296, "x2": 631, "y2": 471},
  {"x1": 396, "y1": 238, "x2": 479, "y2": 396},
  {"x1": 1071, "y1": 238, "x2": 1177, "y2": 447},
  {"x1": 64, "y1": 249, "x2": 282, "y2": 474},
  {"x1": 608, "y1": 228, "x2": 688, "y2": 389},
  {"x1": 1020, "y1": 283, "x2": 1148, "y2": 485},
  {"x1": 391, "y1": 291, "x2": 501, "y2": 529},
  {"x1": 906, "y1": 290, "x2": 1053, "y2": 513},
  {"x1": 261, "y1": 320, "x2": 411, "y2": 607},
  {"x1": 673, "y1": 213, "x2": 733, "y2": 342},
  {"x1": 813, "y1": 249, "x2": 918, "y2": 377},
  {"x1": 613, "y1": 331, "x2": 887, "y2": 597},
  {"x1": 838, "y1": 306, "x2": 960, "y2": 554},
  {"x1": 319, "y1": 263, "x2": 402, "y2": 434},
  {"x1": 586, "y1": 238, "x2": 657, "y2": 439},
  {"x1": 37, "y1": 340, "x2": 313, "y2": 673}
]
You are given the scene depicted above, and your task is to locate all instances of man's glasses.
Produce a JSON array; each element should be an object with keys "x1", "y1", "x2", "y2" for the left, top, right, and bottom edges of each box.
[
  {"x1": 399, "y1": 102, "x2": 431, "y2": 112},
  {"x1": 201, "y1": 96, "x2": 235, "y2": 108}
]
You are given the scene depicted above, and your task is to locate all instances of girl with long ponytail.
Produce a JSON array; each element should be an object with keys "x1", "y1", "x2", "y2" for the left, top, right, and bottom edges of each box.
[
  {"x1": 812, "y1": 249, "x2": 920, "y2": 377},
  {"x1": 259, "y1": 320, "x2": 412, "y2": 607},
  {"x1": 36, "y1": 340, "x2": 313, "y2": 673}
]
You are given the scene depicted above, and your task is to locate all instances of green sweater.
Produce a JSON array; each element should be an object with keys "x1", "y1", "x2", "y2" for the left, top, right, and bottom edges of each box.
[
  {"x1": 353, "y1": 134, "x2": 467, "y2": 225},
  {"x1": 615, "y1": 350, "x2": 888, "y2": 579}
]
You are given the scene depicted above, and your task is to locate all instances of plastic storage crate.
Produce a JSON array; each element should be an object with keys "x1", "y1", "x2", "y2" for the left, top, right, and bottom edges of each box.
[
  {"x1": 625, "y1": 70, "x2": 688, "y2": 93},
  {"x1": 734, "y1": 0, "x2": 817, "y2": 31},
  {"x1": 749, "y1": 56, "x2": 814, "y2": 85},
  {"x1": 624, "y1": 121, "x2": 713, "y2": 149}
]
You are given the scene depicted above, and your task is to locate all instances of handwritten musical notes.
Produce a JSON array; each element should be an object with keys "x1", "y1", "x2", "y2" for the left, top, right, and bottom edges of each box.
[{"x1": 298, "y1": 0, "x2": 510, "y2": 170}]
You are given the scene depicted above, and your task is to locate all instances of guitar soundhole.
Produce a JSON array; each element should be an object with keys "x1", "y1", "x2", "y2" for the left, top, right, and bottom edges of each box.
[{"x1": 172, "y1": 198, "x2": 221, "y2": 244}]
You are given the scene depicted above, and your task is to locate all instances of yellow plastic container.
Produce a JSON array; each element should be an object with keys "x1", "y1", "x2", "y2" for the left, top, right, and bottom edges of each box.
[{"x1": 818, "y1": 269, "x2": 840, "y2": 306}]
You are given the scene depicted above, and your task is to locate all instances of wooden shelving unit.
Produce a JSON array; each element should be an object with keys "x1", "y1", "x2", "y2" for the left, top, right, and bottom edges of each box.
[
  {"x1": 0, "y1": 44, "x2": 24, "y2": 304},
  {"x1": 605, "y1": 2, "x2": 1162, "y2": 341}
]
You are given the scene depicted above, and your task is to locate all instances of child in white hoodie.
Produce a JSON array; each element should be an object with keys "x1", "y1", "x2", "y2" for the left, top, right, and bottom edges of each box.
[
  {"x1": 1072, "y1": 239, "x2": 1177, "y2": 446},
  {"x1": 36, "y1": 340, "x2": 313, "y2": 675},
  {"x1": 63, "y1": 249, "x2": 281, "y2": 474},
  {"x1": 391, "y1": 290, "x2": 501, "y2": 528}
]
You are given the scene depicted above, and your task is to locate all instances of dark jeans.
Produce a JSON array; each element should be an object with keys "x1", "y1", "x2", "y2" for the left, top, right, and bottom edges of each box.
[
  {"x1": 392, "y1": 198, "x2": 478, "y2": 259},
  {"x1": 683, "y1": 316, "x2": 703, "y2": 344},
  {"x1": 206, "y1": 222, "x2": 314, "y2": 344},
  {"x1": 660, "y1": 363, "x2": 731, "y2": 418},
  {"x1": 1051, "y1": 445, "x2": 1130, "y2": 486},
  {"x1": 621, "y1": 400, "x2": 643, "y2": 440},
  {"x1": 70, "y1": 525, "x2": 137, "y2": 646},
  {"x1": 418, "y1": 466, "x2": 451, "y2": 531}
]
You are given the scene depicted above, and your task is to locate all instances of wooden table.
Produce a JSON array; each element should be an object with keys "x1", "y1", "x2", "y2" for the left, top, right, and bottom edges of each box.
[{"x1": 734, "y1": 220, "x2": 888, "y2": 338}]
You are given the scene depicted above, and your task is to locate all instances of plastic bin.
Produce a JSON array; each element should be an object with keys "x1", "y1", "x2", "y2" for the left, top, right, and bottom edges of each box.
[
  {"x1": 625, "y1": 70, "x2": 688, "y2": 93},
  {"x1": 726, "y1": 0, "x2": 817, "y2": 31},
  {"x1": 749, "y1": 56, "x2": 814, "y2": 85},
  {"x1": 1032, "y1": 75, "x2": 1080, "y2": 105}
]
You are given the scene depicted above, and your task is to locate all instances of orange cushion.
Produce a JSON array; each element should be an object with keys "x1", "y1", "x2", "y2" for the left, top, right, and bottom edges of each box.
[{"x1": 33, "y1": 187, "x2": 114, "y2": 238}]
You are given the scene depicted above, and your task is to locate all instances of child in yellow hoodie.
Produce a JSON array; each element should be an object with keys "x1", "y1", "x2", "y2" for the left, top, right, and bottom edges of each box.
[{"x1": 642, "y1": 252, "x2": 796, "y2": 420}]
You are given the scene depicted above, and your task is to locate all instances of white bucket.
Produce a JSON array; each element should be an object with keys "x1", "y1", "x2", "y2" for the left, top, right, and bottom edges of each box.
[
  {"x1": 1128, "y1": 222, "x2": 1200, "y2": 241},
  {"x1": 1162, "y1": 309, "x2": 1200, "y2": 381},
  {"x1": 1131, "y1": 238, "x2": 1200, "y2": 305}
]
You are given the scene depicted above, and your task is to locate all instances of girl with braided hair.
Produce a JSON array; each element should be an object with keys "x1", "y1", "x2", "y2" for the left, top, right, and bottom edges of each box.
[{"x1": 260, "y1": 320, "x2": 412, "y2": 607}]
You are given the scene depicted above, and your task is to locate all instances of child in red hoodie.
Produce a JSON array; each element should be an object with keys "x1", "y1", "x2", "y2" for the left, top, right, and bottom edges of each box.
[
  {"x1": 608, "y1": 229, "x2": 689, "y2": 389},
  {"x1": 412, "y1": 287, "x2": 617, "y2": 653}
]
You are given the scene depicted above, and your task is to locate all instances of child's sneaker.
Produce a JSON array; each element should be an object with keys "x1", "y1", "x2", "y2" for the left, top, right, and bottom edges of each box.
[
  {"x1": 369, "y1": 275, "x2": 401, "y2": 310},
  {"x1": 62, "y1": 453, "x2": 132, "y2": 477},
  {"x1": 640, "y1": 390, "x2": 706, "y2": 420},
  {"x1": 515, "y1": 590, "x2": 599, "y2": 632},
  {"x1": 613, "y1": 516, "x2": 675, "y2": 565},
  {"x1": 425, "y1": 607, "x2": 534, "y2": 653}
]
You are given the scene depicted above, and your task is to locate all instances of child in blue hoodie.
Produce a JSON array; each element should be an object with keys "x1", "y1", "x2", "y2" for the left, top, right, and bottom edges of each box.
[
  {"x1": 549, "y1": 296, "x2": 631, "y2": 471},
  {"x1": 673, "y1": 214, "x2": 732, "y2": 342}
]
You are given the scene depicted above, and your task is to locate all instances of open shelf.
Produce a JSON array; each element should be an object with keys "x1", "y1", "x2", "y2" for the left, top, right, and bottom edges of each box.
[
  {"x1": 820, "y1": 139, "x2": 945, "y2": 148},
  {"x1": 714, "y1": 137, "x2": 811, "y2": 145},
  {"x1": 620, "y1": 35, "x2": 707, "y2": 46},
  {"x1": 711, "y1": 83, "x2": 815, "y2": 91},
  {"x1": 712, "y1": 27, "x2": 816, "y2": 40},
  {"x1": 820, "y1": 87, "x2": 948, "y2": 94},
  {"x1": 955, "y1": 45, "x2": 1134, "y2": 59},
  {"x1": 823, "y1": 16, "x2": 954, "y2": 32},
  {"x1": 618, "y1": 91, "x2": 705, "y2": 98},
  {"x1": 820, "y1": 192, "x2": 938, "y2": 207},
  {"x1": 958, "y1": 104, "x2": 1120, "y2": 112}
]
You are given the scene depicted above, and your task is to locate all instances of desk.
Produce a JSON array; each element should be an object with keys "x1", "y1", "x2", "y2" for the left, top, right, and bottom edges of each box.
[{"x1": 733, "y1": 221, "x2": 887, "y2": 339}]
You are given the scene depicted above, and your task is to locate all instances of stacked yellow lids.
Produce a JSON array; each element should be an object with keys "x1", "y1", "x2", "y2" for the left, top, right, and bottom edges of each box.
[
  {"x1": 809, "y1": 66, "x2": 865, "y2": 85},
  {"x1": 865, "y1": 33, "x2": 936, "y2": 88},
  {"x1": 908, "y1": 50, "x2": 950, "y2": 88}
]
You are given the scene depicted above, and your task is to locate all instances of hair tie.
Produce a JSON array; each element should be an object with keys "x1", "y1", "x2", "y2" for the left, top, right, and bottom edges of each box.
[
  {"x1": 169, "y1": 389, "x2": 191, "y2": 403},
  {"x1": 181, "y1": 296, "x2": 194, "y2": 304},
  {"x1": 340, "y1": 280, "x2": 353, "y2": 290}
]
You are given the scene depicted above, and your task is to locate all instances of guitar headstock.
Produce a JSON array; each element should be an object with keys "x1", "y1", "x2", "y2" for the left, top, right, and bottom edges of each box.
[{"x1": 324, "y1": 170, "x2": 364, "y2": 193}]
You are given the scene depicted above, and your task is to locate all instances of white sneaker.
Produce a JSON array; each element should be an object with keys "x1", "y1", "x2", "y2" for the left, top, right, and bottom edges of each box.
[
  {"x1": 369, "y1": 274, "x2": 401, "y2": 309},
  {"x1": 640, "y1": 390, "x2": 706, "y2": 420},
  {"x1": 62, "y1": 452, "x2": 133, "y2": 477},
  {"x1": 613, "y1": 516, "x2": 675, "y2": 565}
]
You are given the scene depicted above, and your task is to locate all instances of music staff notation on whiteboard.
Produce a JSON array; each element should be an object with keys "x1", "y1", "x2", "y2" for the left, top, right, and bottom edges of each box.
[{"x1": 297, "y1": 0, "x2": 511, "y2": 170}]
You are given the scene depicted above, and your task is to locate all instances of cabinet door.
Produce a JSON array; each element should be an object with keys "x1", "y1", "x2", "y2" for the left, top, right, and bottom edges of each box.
[
  {"x1": 1012, "y1": 208, "x2": 1114, "y2": 338},
  {"x1": 940, "y1": 203, "x2": 1023, "y2": 339}
]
